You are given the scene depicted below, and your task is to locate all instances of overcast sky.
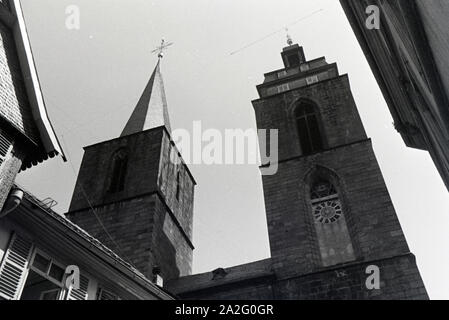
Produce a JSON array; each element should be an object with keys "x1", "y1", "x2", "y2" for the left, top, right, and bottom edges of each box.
[{"x1": 16, "y1": 0, "x2": 449, "y2": 299}]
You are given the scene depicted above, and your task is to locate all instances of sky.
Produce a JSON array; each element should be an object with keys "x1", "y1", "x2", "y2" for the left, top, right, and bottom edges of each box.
[{"x1": 16, "y1": 0, "x2": 449, "y2": 299}]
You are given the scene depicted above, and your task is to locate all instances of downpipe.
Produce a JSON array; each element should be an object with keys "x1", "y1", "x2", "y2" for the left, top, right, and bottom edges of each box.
[{"x1": 0, "y1": 188, "x2": 24, "y2": 218}]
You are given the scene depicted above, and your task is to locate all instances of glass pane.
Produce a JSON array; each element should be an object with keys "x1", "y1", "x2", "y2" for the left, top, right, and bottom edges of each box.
[
  {"x1": 49, "y1": 264, "x2": 65, "y2": 282},
  {"x1": 33, "y1": 254, "x2": 51, "y2": 273}
]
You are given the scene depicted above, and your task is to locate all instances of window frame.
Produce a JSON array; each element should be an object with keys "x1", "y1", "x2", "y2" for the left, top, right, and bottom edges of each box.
[
  {"x1": 107, "y1": 148, "x2": 129, "y2": 194},
  {"x1": 29, "y1": 249, "x2": 66, "y2": 288}
]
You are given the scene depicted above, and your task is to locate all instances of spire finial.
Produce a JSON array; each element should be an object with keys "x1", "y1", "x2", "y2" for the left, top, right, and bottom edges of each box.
[
  {"x1": 285, "y1": 28, "x2": 293, "y2": 46},
  {"x1": 151, "y1": 38, "x2": 174, "y2": 59}
]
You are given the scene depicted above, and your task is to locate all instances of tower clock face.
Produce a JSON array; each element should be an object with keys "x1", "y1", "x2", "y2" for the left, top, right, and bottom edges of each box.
[{"x1": 312, "y1": 199, "x2": 342, "y2": 224}]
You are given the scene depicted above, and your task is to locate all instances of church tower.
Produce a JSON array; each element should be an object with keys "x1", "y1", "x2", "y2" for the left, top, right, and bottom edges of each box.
[
  {"x1": 253, "y1": 43, "x2": 428, "y2": 299},
  {"x1": 66, "y1": 56, "x2": 195, "y2": 282}
]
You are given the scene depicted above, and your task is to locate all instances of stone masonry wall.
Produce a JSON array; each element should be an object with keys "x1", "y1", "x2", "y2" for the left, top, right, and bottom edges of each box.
[
  {"x1": 0, "y1": 16, "x2": 39, "y2": 142},
  {"x1": 67, "y1": 193, "x2": 192, "y2": 280},
  {"x1": 172, "y1": 254, "x2": 427, "y2": 300},
  {"x1": 68, "y1": 127, "x2": 195, "y2": 280},
  {"x1": 263, "y1": 140, "x2": 410, "y2": 280},
  {"x1": 253, "y1": 75, "x2": 367, "y2": 162}
]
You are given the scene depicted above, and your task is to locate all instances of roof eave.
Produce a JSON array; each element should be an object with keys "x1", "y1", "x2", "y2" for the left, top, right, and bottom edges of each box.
[{"x1": 10, "y1": 0, "x2": 65, "y2": 165}]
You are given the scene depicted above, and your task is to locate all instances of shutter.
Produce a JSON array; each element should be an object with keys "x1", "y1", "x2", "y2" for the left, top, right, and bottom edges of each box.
[
  {"x1": 0, "y1": 233, "x2": 34, "y2": 300},
  {"x1": 0, "y1": 130, "x2": 13, "y2": 168},
  {"x1": 67, "y1": 274, "x2": 90, "y2": 300}
]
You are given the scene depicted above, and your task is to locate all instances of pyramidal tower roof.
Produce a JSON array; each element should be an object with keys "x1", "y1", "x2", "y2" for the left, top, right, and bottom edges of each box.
[{"x1": 121, "y1": 59, "x2": 172, "y2": 137}]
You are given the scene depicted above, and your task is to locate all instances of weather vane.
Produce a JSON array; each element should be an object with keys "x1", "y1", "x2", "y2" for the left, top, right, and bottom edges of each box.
[
  {"x1": 151, "y1": 38, "x2": 174, "y2": 59},
  {"x1": 285, "y1": 28, "x2": 293, "y2": 46}
]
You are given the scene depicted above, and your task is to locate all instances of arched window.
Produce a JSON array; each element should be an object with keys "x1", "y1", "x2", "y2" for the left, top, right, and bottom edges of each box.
[
  {"x1": 107, "y1": 149, "x2": 128, "y2": 194},
  {"x1": 309, "y1": 177, "x2": 355, "y2": 266},
  {"x1": 295, "y1": 101, "x2": 323, "y2": 155}
]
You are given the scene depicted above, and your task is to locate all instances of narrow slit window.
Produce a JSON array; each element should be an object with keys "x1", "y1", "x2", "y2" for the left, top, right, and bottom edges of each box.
[
  {"x1": 108, "y1": 149, "x2": 128, "y2": 194},
  {"x1": 295, "y1": 102, "x2": 324, "y2": 155}
]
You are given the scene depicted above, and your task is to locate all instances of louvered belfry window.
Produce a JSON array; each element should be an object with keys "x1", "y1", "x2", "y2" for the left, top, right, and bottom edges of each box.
[
  {"x1": 0, "y1": 129, "x2": 13, "y2": 169},
  {"x1": 295, "y1": 101, "x2": 324, "y2": 155},
  {"x1": 0, "y1": 233, "x2": 34, "y2": 300}
]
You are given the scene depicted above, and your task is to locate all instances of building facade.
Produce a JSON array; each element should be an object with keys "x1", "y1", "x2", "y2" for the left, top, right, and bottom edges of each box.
[
  {"x1": 0, "y1": 187, "x2": 174, "y2": 300},
  {"x1": 0, "y1": 58, "x2": 189, "y2": 300},
  {"x1": 66, "y1": 60, "x2": 196, "y2": 283},
  {"x1": 167, "y1": 44, "x2": 428, "y2": 300},
  {"x1": 340, "y1": 0, "x2": 449, "y2": 191}
]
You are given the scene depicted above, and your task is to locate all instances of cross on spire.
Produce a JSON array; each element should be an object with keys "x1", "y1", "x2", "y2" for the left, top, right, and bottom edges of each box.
[{"x1": 151, "y1": 38, "x2": 174, "y2": 59}]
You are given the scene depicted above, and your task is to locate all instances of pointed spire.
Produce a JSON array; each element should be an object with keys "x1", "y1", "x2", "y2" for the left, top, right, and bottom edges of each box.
[{"x1": 121, "y1": 59, "x2": 172, "y2": 137}]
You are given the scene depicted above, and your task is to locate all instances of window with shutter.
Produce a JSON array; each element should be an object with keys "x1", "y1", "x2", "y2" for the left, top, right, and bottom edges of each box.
[
  {"x1": 0, "y1": 130, "x2": 13, "y2": 169},
  {"x1": 0, "y1": 233, "x2": 34, "y2": 300},
  {"x1": 67, "y1": 274, "x2": 90, "y2": 300}
]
